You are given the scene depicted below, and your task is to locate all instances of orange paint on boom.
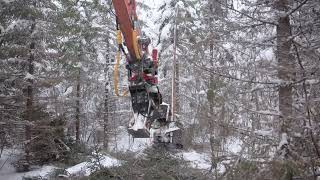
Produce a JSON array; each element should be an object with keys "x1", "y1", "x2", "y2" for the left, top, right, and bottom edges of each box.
[{"x1": 112, "y1": 0, "x2": 140, "y2": 61}]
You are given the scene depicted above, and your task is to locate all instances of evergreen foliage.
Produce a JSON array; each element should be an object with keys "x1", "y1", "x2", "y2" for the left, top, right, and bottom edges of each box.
[{"x1": 90, "y1": 148, "x2": 211, "y2": 180}]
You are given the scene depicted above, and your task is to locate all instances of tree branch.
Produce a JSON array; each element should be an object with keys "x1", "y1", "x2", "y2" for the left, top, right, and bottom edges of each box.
[
  {"x1": 194, "y1": 63, "x2": 279, "y2": 85},
  {"x1": 286, "y1": 0, "x2": 309, "y2": 17},
  {"x1": 216, "y1": 0, "x2": 277, "y2": 26}
]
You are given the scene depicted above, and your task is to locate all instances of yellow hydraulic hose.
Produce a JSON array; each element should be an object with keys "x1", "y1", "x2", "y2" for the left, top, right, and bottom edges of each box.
[
  {"x1": 116, "y1": 30, "x2": 122, "y2": 45},
  {"x1": 114, "y1": 51, "x2": 129, "y2": 97},
  {"x1": 114, "y1": 51, "x2": 120, "y2": 96},
  {"x1": 132, "y1": 29, "x2": 141, "y2": 60},
  {"x1": 114, "y1": 30, "x2": 128, "y2": 97}
]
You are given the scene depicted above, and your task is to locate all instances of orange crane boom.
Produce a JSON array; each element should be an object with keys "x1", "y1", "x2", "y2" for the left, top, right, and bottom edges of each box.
[{"x1": 112, "y1": 0, "x2": 141, "y2": 61}]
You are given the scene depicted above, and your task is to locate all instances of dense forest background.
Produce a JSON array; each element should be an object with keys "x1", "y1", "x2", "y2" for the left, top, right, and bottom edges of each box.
[{"x1": 0, "y1": 0, "x2": 320, "y2": 179}]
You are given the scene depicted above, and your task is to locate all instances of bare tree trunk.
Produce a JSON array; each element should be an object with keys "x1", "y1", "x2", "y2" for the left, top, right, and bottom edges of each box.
[
  {"x1": 75, "y1": 69, "x2": 80, "y2": 144},
  {"x1": 208, "y1": 77, "x2": 217, "y2": 175},
  {"x1": 208, "y1": 1, "x2": 221, "y2": 177},
  {"x1": 175, "y1": 41, "x2": 180, "y2": 118},
  {"x1": 103, "y1": 34, "x2": 110, "y2": 149},
  {"x1": 275, "y1": 0, "x2": 294, "y2": 158}
]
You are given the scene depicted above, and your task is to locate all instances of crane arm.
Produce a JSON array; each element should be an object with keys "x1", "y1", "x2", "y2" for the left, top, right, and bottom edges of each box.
[{"x1": 112, "y1": 0, "x2": 141, "y2": 61}]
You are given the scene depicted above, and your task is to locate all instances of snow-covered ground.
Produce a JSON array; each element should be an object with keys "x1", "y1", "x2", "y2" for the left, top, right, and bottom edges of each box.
[
  {"x1": 0, "y1": 165, "x2": 56, "y2": 180},
  {"x1": 178, "y1": 150, "x2": 228, "y2": 173},
  {"x1": 0, "y1": 127, "x2": 151, "y2": 179},
  {"x1": 0, "y1": 149, "x2": 121, "y2": 179},
  {"x1": 0, "y1": 132, "x2": 227, "y2": 179},
  {"x1": 178, "y1": 151, "x2": 211, "y2": 170},
  {"x1": 63, "y1": 126, "x2": 151, "y2": 177},
  {"x1": 66, "y1": 155, "x2": 120, "y2": 177},
  {"x1": 0, "y1": 149, "x2": 56, "y2": 180}
]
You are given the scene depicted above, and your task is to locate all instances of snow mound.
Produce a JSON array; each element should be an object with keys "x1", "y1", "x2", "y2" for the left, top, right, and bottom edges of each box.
[
  {"x1": 178, "y1": 151, "x2": 211, "y2": 170},
  {"x1": 0, "y1": 149, "x2": 57, "y2": 180},
  {"x1": 0, "y1": 165, "x2": 56, "y2": 180},
  {"x1": 23, "y1": 166, "x2": 56, "y2": 179},
  {"x1": 66, "y1": 155, "x2": 120, "y2": 177}
]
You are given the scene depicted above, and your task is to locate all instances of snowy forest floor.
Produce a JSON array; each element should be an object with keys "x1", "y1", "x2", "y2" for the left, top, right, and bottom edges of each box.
[
  {"x1": 0, "y1": 127, "x2": 214, "y2": 180},
  {"x1": 0, "y1": 149, "x2": 56, "y2": 180}
]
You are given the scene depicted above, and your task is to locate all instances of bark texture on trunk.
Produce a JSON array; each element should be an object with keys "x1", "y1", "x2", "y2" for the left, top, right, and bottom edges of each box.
[
  {"x1": 275, "y1": 0, "x2": 295, "y2": 157},
  {"x1": 103, "y1": 35, "x2": 110, "y2": 149},
  {"x1": 75, "y1": 69, "x2": 80, "y2": 144}
]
